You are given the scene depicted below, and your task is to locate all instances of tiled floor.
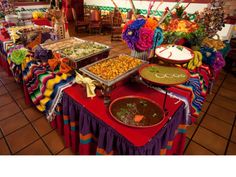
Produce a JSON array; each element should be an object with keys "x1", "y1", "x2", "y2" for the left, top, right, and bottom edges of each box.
[{"x1": 0, "y1": 29, "x2": 236, "y2": 155}]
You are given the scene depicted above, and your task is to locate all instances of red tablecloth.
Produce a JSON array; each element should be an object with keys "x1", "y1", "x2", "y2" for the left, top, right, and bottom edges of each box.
[
  {"x1": 64, "y1": 83, "x2": 184, "y2": 147},
  {"x1": 32, "y1": 18, "x2": 51, "y2": 27},
  {"x1": 51, "y1": 82, "x2": 187, "y2": 154}
]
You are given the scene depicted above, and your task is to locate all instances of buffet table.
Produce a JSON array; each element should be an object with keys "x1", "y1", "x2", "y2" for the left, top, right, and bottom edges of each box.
[
  {"x1": 0, "y1": 35, "x2": 12, "y2": 76},
  {"x1": 32, "y1": 18, "x2": 51, "y2": 26},
  {"x1": 0, "y1": 0, "x2": 229, "y2": 155},
  {"x1": 51, "y1": 83, "x2": 187, "y2": 155}
]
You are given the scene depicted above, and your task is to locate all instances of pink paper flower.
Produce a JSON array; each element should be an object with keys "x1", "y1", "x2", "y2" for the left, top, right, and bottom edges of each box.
[{"x1": 135, "y1": 27, "x2": 154, "y2": 51}]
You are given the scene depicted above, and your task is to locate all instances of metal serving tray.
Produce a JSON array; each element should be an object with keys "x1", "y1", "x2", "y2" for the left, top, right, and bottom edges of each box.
[
  {"x1": 79, "y1": 54, "x2": 148, "y2": 87},
  {"x1": 16, "y1": 25, "x2": 53, "y2": 35},
  {"x1": 40, "y1": 37, "x2": 86, "y2": 51},
  {"x1": 56, "y1": 40, "x2": 111, "y2": 62}
]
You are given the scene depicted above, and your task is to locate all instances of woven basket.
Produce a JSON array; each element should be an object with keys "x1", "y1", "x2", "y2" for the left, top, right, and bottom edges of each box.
[{"x1": 202, "y1": 34, "x2": 225, "y2": 50}]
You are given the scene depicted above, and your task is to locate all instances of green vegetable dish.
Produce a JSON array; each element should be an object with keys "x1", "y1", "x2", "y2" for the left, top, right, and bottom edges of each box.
[{"x1": 59, "y1": 42, "x2": 107, "y2": 61}]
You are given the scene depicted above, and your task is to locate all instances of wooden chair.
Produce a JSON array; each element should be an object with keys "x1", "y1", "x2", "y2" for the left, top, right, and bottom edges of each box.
[
  {"x1": 101, "y1": 12, "x2": 112, "y2": 33},
  {"x1": 111, "y1": 9, "x2": 123, "y2": 41},
  {"x1": 88, "y1": 9, "x2": 102, "y2": 34},
  {"x1": 77, "y1": 15, "x2": 89, "y2": 32}
]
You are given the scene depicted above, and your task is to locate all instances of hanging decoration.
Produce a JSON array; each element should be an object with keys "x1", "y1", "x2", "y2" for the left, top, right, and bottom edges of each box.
[{"x1": 195, "y1": 0, "x2": 225, "y2": 37}]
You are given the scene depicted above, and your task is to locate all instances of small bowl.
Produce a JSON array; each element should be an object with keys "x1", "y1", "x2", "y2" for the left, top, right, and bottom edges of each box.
[
  {"x1": 155, "y1": 44, "x2": 194, "y2": 64},
  {"x1": 18, "y1": 12, "x2": 32, "y2": 20}
]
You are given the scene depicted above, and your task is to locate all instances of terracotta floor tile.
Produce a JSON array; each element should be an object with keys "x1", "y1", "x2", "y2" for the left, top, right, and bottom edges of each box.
[
  {"x1": 9, "y1": 88, "x2": 24, "y2": 100},
  {"x1": 218, "y1": 71, "x2": 227, "y2": 79},
  {"x1": 214, "y1": 78, "x2": 224, "y2": 86},
  {"x1": 4, "y1": 82, "x2": 21, "y2": 92},
  {"x1": 15, "y1": 97, "x2": 32, "y2": 110},
  {"x1": 0, "y1": 76, "x2": 15, "y2": 85},
  {"x1": 212, "y1": 84, "x2": 219, "y2": 94},
  {"x1": 213, "y1": 95, "x2": 236, "y2": 112},
  {"x1": 110, "y1": 49, "x2": 119, "y2": 54},
  {"x1": 0, "y1": 94, "x2": 13, "y2": 107},
  {"x1": 16, "y1": 140, "x2": 51, "y2": 155},
  {"x1": 0, "y1": 112, "x2": 29, "y2": 136},
  {"x1": 32, "y1": 117, "x2": 53, "y2": 137},
  {"x1": 0, "y1": 70, "x2": 7, "y2": 78},
  {"x1": 186, "y1": 124, "x2": 198, "y2": 139},
  {"x1": 225, "y1": 74, "x2": 236, "y2": 83},
  {"x1": 202, "y1": 102, "x2": 210, "y2": 112},
  {"x1": 6, "y1": 124, "x2": 39, "y2": 154},
  {"x1": 23, "y1": 107, "x2": 44, "y2": 122},
  {"x1": 193, "y1": 126, "x2": 227, "y2": 154},
  {"x1": 0, "y1": 102, "x2": 20, "y2": 121},
  {"x1": 109, "y1": 42, "x2": 123, "y2": 47},
  {"x1": 218, "y1": 87, "x2": 236, "y2": 101},
  {"x1": 108, "y1": 52, "x2": 120, "y2": 58},
  {"x1": 195, "y1": 112, "x2": 205, "y2": 125},
  {"x1": 200, "y1": 114, "x2": 232, "y2": 139},
  {"x1": 206, "y1": 93, "x2": 215, "y2": 103},
  {"x1": 43, "y1": 130, "x2": 65, "y2": 154},
  {"x1": 226, "y1": 142, "x2": 236, "y2": 155},
  {"x1": 207, "y1": 104, "x2": 235, "y2": 124},
  {"x1": 122, "y1": 51, "x2": 131, "y2": 55},
  {"x1": 231, "y1": 126, "x2": 236, "y2": 143},
  {"x1": 112, "y1": 45, "x2": 128, "y2": 52},
  {"x1": 184, "y1": 137, "x2": 190, "y2": 151},
  {"x1": 58, "y1": 148, "x2": 75, "y2": 155},
  {"x1": 0, "y1": 138, "x2": 11, "y2": 155},
  {"x1": 0, "y1": 129, "x2": 3, "y2": 139},
  {"x1": 222, "y1": 81, "x2": 236, "y2": 91},
  {"x1": 0, "y1": 86, "x2": 8, "y2": 96},
  {"x1": 185, "y1": 141, "x2": 214, "y2": 155}
]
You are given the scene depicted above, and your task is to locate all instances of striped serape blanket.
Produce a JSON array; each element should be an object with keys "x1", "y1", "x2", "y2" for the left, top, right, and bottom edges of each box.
[{"x1": 22, "y1": 59, "x2": 75, "y2": 120}]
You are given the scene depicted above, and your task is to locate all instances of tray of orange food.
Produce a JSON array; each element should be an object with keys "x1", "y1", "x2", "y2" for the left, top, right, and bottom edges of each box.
[
  {"x1": 109, "y1": 96, "x2": 164, "y2": 128},
  {"x1": 79, "y1": 54, "x2": 148, "y2": 87}
]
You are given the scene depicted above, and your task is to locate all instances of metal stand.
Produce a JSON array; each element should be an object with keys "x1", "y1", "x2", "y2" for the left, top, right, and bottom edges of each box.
[
  {"x1": 101, "y1": 86, "x2": 113, "y2": 106},
  {"x1": 161, "y1": 87, "x2": 169, "y2": 116}
]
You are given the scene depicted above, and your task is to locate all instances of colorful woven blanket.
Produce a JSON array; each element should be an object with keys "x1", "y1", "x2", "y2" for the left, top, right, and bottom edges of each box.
[
  {"x1": 22, "y1": 59, "x2": 75, "y2": 115},
  {"x1": 175, "y1": 73, "x2": 205, "y2": 119}
]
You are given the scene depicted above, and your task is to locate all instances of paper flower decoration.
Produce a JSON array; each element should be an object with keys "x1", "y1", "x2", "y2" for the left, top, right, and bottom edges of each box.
[
  {"x1": 122, "y1": 18, "x2": 162, "y2": 52},
  {"x1": 10, "y1": 48, "x2": 28, "y2": 65}
]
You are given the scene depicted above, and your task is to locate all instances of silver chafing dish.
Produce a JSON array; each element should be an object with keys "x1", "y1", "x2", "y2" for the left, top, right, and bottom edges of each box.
[
  {"x1": 41, "y1": 37, "x2": 111, "y2": 68},
  {"x1": 79, "y1": 54, "x2": 148, "y2": 104},
  {"x1": 40, "y1": 37, "x2": 85, "y2": 51}
]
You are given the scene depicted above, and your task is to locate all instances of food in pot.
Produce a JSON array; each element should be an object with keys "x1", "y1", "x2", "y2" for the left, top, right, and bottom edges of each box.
[
  {"x1": 59, "y1": 42, "x2": 107, "y2": 60},
  {"x1": 42, "y1": 38, "x2": 84, "y2": 51},
  {"x1": 87, "y1": 55, "x2": 142, "y2": 80}
]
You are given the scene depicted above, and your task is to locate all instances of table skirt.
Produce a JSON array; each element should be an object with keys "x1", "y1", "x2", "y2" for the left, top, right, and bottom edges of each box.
[
  {"x1": 0, "y1": 41, "x2": 11, "y2": 76},
  {"x1": 51, "y1": 93, "x2": 187, "y2": 155}
]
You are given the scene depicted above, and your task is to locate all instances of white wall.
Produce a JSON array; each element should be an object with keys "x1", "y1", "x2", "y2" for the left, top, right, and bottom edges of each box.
[{"x1": 84, "y1": 0, "x2": 208, "y2": 14}]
